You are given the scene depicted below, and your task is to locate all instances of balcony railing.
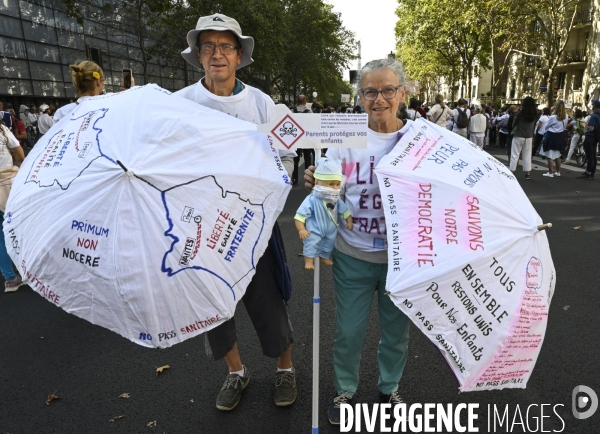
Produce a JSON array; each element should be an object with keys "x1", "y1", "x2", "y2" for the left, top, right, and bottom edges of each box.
[
  {"x1": 562, "y1": 49, "x2": 587, "y2": 63},
  {"x1": 573, "y1": 7, "x2": 593, "y2": 25}
]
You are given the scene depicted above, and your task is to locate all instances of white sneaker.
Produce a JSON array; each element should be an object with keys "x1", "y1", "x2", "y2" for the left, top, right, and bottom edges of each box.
[
  {"x1": 564, "y1": 159, "x2": 570, "y2": 164},
  {"x1": 554, "y1": 172, "x2": 561, "y2": 177},
  {"x1": 543, "y1": 172, "x2": 554, "y2": 177}
]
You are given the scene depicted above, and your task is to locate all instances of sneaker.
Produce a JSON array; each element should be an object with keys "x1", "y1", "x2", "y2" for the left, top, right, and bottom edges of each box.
[
  {"x1": 578, "y1": 172, "x2": 592, "y2": 179},
  {"x1": 554, "y1": 172, "x2": 561, "y2": 177},
  {"x1": 328, "y1": 392, "x2": 353, "y2": 425},
  {"x1": 274, "y1": 368, "x2": 297, "y2": 406},
  {"x1": 543, "y1": 172, "x2": 554, "y2": 177},
  {"x1": 215, "y1": 366, "x2": 250, "y2": 411},
  {"x1": 564, "y1": 159, "x2": 571, "y2": 164},
  {"x1": 379, "y1": 391, "x2": 405, "y2": 406},
  {"x1": 5, "y1": 275, "x2": 23, "y2": 292},
  {"x1": 524, "y1": 174, "x2": 531, "y2": 180}
]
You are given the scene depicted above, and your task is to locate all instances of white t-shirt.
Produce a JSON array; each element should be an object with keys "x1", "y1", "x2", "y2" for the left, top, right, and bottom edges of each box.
[
  {"x1": 0, "y1": 125, "x2": 20, "y2": 170},
  {"x1": 469, "y1": 113, "x2": 487, "y2": 134},
  {"x1": 536, "y1": 115, "x2": 550, "y2": 134},
  {"x1": 428, "y1": 104, "x2": 449, "y2": 127},
  {"x1": 38, "y1": 113, "x2": 54, "y2": 135},
  {"x1": 452, "y1": 108, "x2": 471, "y2": 131},
  {"x1": 545, "y1": 115, "x2": 568, "y2": 133},
  {"x1": 326, "y1": 120, "x2": 413, "y2": 263},
  {"x1": 406, "y1": 109, "x2": 421, "y2": 121},
  {"x1": 174, "y1": 80, "x2": 296, "y2": 163},
  {"x1": 53, "y1": 97, "x2": 93, "y2": 122}
]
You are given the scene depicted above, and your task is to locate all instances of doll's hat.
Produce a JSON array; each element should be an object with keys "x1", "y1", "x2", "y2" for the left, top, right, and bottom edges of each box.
[{"x1": 314, "y1": 157, "x2": 343, "y2": 181}]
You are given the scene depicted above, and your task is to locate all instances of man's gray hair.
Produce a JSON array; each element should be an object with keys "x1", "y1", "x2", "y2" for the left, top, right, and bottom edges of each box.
[{"x1": 357, "y1": 58, "x2": 405, "y2": 89}]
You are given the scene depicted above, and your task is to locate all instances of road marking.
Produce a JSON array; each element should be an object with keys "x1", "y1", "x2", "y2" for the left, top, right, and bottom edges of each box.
[{"x1": 492, "y1": 154, "x2": 586, "y2": 173}]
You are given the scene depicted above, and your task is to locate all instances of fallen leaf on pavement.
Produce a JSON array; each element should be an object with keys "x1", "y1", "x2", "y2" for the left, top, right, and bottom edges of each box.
[
  {"x1": 119, "y1": 393, "x2": 130, "y2": 398},
  {"x1": 190, "y1": 399, "x2": 194, "y2": 403},
  {"x1": 109, "y1": 415, "x2": 125, "y2": 422},
  {"x1": 46, "y1": 391, "x2": 59, "y2": 405},
  {"x1": 156, "y1": 365, "x2": 170, "y2": 376},
  {"x1": 573, "y1": 226, "x2": 582, "y2": 230},
  {"x1": 563, "y1": 306, "x2": 570, "y2": 310},
  {"x1": 576, "y1": 191, "x2": 581, "y2": 194},
  {"x1": 147, "y1": 420, "x2": 157, "y2": 427}
]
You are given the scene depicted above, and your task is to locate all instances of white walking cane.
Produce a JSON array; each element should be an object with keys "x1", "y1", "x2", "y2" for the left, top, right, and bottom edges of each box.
[
  {"x1": 312, "y1": 260, "x2": 320, "y2": 433},
  {"x1": 310, "y1": 144, "x2": 322, "y2": 434}
]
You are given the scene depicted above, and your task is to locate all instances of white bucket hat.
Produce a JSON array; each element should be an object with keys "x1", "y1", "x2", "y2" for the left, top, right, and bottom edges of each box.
[{"x1": 181, "y1": 13, "x2": 254, "y2": 70}]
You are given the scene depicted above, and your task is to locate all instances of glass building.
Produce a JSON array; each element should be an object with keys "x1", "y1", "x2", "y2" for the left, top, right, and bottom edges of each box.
[{"x1": 0, "y1": 0, "x2": 202, "y2": 109}]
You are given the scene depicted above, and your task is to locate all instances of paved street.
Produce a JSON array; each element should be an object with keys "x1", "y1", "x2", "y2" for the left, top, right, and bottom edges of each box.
[{"x1": 0, "y1": 147, "x2": 599, "y2": 434}]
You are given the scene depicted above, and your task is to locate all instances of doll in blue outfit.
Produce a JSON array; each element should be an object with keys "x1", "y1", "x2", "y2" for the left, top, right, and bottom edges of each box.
[{"x1": 295, "y1": 157, "x2": 353, "y2": 270}]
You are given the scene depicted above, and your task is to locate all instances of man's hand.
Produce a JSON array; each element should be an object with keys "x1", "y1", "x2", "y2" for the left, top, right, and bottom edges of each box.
[
  {"x1": 304, "y1": 165, "x2": 316, "y2": 191},
  {"x1": 299, "y1": 229, "x2": 310, "y2": 239}
]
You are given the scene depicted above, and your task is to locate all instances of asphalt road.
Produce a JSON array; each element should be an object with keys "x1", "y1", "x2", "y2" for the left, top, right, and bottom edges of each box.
[{"x1": 1, "y1": 147, "x2": 599, "y2": 434}]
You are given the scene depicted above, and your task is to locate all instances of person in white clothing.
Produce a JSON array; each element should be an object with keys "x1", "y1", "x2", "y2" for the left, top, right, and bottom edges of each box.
[
  {"x1": 0, "y1": 124, "x2": 24, "y2": 292},
  {"x1": 539, "y1": 100, "x2": 568, "y2": 177},
  {"x1": 509, "y1": 97, "x2": 537, "y2": 179},
  {"x1": 406, "y1": 97, "x2": 421, "y2": 121},
  {"x1": 427, "y1": 94, "x2": 450, "y2": 127},
  {"x1": 54, "y1": 61, "x2": 105, "y2": 122},
  {"x1": 304, "y1": 58, "x2": 412, "y2": 425},
  {"x1": 468, "y1": 107, "x2": 487, "y2": 148},
  {"x1": 37, "y1": 104, "x2": 54, "y2": 136},
  {"x1": 564, "y1": 109, "x2": 586, "y2": 164},
  {"x1": 452, "y1": 98, "x2": 471, "y2": 138},
  {"x1": 175, "y1": 13, "x2": 296, "y2": 411}
]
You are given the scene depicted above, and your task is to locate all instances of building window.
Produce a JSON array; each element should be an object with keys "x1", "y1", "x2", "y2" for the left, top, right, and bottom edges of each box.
[
  {"x1": 89, "y1": 47, "x2": 103, "y2": 69},
  {"x1": 524, "y1": 77, "x2": 532, "y2": 93},
  {"x1": 573, "y1": 69, "x2": 584, "y2": 89},
  {"x1": 557, "y1": 72, "x2": 567, "y2": 89}
]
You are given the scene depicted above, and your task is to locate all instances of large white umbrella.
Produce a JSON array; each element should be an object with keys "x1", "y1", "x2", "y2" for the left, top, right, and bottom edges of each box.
[
  {"x1": 5, "y1": 84, "x2": 290, "y2": 348},
  {"x1": 375, "y1": 119, "x2": 555, "y2": 391}
]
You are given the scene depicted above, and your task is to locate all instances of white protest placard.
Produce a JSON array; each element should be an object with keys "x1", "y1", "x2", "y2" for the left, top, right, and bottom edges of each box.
[
  {"x1": 375, "y1": 119, "x2": 555, "y2": 392},
  {"x1": 258, "y1": 104, "x2": 368, "y2": 150},
  {"x1": 341, "y1": 94, "x2": 351, "y2": 103},
  {"x1": 565, "y1": 99, "x2": 572, "y2": 109}
]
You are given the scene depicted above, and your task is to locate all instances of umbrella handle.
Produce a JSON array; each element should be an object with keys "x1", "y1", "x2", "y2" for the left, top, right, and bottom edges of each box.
[{"x1": 537, "y1": 223, "x2": 552, "y2": 231}]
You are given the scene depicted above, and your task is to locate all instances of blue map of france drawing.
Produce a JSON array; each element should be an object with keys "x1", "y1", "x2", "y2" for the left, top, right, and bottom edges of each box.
[{"x1": 22, "y1": 108, "x2": 267, "y2": 301}]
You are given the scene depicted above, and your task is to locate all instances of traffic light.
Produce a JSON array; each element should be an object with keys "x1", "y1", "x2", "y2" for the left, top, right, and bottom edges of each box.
[{"x1": 349, "y1": 70, "x2": 357, "y2": 84}]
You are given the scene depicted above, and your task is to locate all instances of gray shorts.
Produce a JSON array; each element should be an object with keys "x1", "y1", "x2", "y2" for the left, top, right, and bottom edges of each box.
[{"x1": 205, "y1": 242, "x2": 294, "y2": 360}]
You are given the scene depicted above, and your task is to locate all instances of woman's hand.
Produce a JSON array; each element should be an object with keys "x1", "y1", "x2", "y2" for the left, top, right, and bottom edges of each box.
[{"x1": 304, "y1": 165, "x2": 316, "y2": 191}]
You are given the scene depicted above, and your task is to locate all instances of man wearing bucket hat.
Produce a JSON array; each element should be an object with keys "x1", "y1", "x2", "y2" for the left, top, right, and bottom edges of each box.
[{"x1": 175, "y1": 13, "x2": 297, "y2": 411}]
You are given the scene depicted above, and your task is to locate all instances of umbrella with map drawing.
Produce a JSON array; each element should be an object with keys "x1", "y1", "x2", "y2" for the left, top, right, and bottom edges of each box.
[{"x1": 4, "y1": 84, "x2": 291, "y2": 348}]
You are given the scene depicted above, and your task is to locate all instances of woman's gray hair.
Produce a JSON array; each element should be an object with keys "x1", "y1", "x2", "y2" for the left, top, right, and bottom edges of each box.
[{"x1": 357, "y1": 58, "x2": 405, "y2": 89}]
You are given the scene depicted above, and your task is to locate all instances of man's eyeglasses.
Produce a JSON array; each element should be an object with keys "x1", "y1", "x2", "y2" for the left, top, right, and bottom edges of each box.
[
  {"x1": 360, "y1": 86, "x2": 402, "y2": 101},
  {"x1": 199, "y1": 43, "x2": 239, "y2": 55}
]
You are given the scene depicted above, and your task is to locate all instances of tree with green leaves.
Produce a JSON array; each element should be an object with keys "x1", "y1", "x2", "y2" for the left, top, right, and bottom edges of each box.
[
  {"x1": 152, "y1": 0, "x2": 355, "y2": 102},
  {"x1": 513, "y1": 0, "x2": 591, "y2": 106},
  {"x1": 396, "y1": 0, "x2": 490, "y2": 104}
]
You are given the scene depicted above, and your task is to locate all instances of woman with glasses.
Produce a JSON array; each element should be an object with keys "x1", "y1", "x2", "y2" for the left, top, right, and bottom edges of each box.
[{"x1": 304, "y1": 58, "x2": 411, "y2": 425}]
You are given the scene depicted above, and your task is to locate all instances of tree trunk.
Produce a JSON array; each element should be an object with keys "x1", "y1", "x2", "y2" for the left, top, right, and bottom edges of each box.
[{"x1": 547, "y1": 69, "x2": 554, "y2": 107}]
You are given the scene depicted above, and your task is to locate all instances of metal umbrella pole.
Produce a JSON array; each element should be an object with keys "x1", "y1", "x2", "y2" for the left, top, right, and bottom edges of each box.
[{"x1": 312, "y1": 260, "x2": 320, "y2": 433}]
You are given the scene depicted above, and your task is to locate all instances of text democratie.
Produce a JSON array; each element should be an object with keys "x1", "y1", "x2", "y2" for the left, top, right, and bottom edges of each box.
[{"x1": 339, "y1": 402, "x2": 566, "y2": 433}]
